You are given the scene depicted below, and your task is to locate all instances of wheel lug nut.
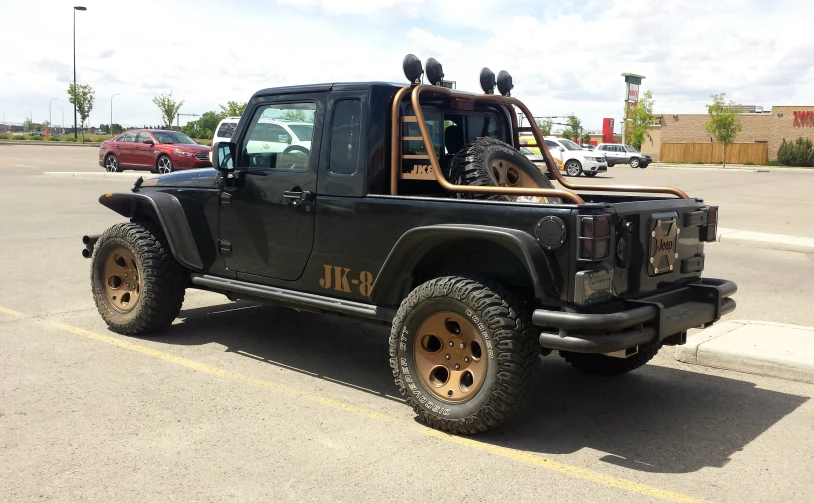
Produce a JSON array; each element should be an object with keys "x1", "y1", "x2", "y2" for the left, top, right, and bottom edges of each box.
[
  {"x1": 445, "y1": 354, "x2": 450, "y2": 360},
  {"x1": 459, "y1": 342, "x2": 466, "y2": 349},
  {"x1": 447, "y1": 390, "x2": 453, "y2": 396},
  {"x1": 464, "y1": 357, "x2": 470, "y2": 362},
  {"x1": 455, "y1": 364, "x2": 460, "y2": 369},
  {"x1": 449, "y1": 341, "x2": 454, "y2": 347}
]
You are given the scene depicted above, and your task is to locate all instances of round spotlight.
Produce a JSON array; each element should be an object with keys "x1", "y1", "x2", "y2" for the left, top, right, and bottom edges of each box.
[
  {"x1": 479, "y1": 67, "x2": 496, "y2": 94},
  {"x1": 425, "y1": 58, "x2": 444, "y2": 86},
  {"x1": 403, "y1": 54, "x2": 424, "y2": 84},
  {"x1": 497, "y1": 70, "x2": 514, "y2": 97}
]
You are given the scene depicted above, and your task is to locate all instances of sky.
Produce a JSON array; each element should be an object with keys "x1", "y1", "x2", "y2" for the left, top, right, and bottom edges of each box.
[{"x1": 1, "y1": 0, "x2": 812, "y2": 132}]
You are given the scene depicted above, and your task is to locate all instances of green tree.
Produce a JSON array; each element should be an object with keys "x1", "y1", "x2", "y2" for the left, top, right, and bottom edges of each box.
[
  {"x1": 111, "y1": 123, "x2": 123, "y2": 135},
  {"x1": 704, "y1": 93, "x2": 743, "y2": 168},
  {"x1": 153, "y1": 91, "x2": 185, "y2": 129},
  {"x1": 560, "y1": 128, "x2": 574, "y2": 141},
  {"x1": 219, "y1": 101, "x2": 247, "y2": 118},
  {"x1": 281, "y1": 109, "x2": 308, "y2": 122},
  {"x1": 535, "y1": 118, "x2": 552, "y2": 136},
  {"x1": 181, "y1": 111, "x2": 222, "y2": 140},
  {"x1": 99, "y1": 123, "x2": 110, "y2": 134},
  {"x1": 68, "y1": 83, "x2": 95, "y2": 142},
  {"x1": 582, "y1": 132, "x2": 591, "y2": 144},
  {"x1": 22, "y1": 118, "x2": 34, "y2": 133},
  {"x1": 566, "y1": 114, "x2": 582, "y2": 141},
  {"x1": 625, "y1": 90, "x2": 655, "y2": 151}
]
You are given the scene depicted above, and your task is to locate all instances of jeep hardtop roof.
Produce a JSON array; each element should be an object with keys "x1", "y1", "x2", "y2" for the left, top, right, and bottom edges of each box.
[{"x1": 252, "y1": 82, "x2": 404, "y2": 98}]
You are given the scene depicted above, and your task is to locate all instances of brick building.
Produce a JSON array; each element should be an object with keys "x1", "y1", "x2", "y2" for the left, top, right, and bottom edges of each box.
[{"x1": 641, "y1": 106, "x2": 814, "y2": 161}]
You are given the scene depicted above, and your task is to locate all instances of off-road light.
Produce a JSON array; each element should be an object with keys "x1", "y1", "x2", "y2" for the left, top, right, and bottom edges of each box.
[
  {"x1": 403, "y1": 54, "x2": 423, "y2": 84},
  {"x1": 579, "y1": 214, "x2": 611, "y2": 261},
  {"x1": 480, "y1": 67, "x2": 496, "y2": 94},
  {"x1": 701, "y1": 205, "x2": 718, "y2": 242},
  {"x1": 497, "y1": 70, "x2": 514, "y2": 97},
  {"x1": 425, "y1": 58, "x2": 444, "y2": 86}
]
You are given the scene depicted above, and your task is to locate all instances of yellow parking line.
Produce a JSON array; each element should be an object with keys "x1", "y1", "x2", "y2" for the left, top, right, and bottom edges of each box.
[
  {"x1": 2, "y1": 307, "x2": 710, "y2": 503},
  {"x1": 0, "y1": 306, "x2": 28, "y2": 318}
]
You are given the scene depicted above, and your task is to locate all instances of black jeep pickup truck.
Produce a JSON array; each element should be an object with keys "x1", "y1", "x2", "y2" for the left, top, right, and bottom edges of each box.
[{"x1": 82, "y1": 55, "x2": 735, "y2": 434}]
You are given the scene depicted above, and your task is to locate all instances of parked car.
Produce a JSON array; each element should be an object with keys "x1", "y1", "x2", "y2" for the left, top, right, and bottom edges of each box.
[
  {"x1": 544, "y1": 137, "x2": 607, "y2": 177},
  {"x1": 581, "y1": 144, "x2": 595, "y2": 151},
  {"x1": 520, "y1": 146, "x2": 563, "y2": 176},
  {"x1": 595, "y1": 143, "x2": 652, "y2": 168},
  {"x1": 99, "y1": 129, "x2": 212, "y2": 174},
  {"x1": 210, "y1": 116, "x2": 313, "y2": 165},
  {"x1": 210, "y1": 116, "x2": 241, "y2": 162}
]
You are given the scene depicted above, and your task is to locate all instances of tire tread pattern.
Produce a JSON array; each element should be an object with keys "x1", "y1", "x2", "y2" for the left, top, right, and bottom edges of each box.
[
  {"x1": 389, "y1": 276, "x2": 538, "y2": 434},
  {"x1": 91, "y1": 221, "x2": 186, "y2": 335}
]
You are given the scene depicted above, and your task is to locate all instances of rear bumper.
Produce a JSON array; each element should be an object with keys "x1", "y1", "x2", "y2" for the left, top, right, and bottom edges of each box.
[{"x1": 534, "y1": 278, "x2": 737, "y2": 353}]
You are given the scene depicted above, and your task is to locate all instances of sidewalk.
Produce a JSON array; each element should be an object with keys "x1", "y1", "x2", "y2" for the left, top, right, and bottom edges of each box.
[
  {"x1": 651, "y1": 162, "x2": 813, "y2": 173},
  {"x1": 717, "y1": 227, "x2": 814, "y2": 254},
  {"x1": 676, "y1": 321, "x2": 814, "y2": 384}
]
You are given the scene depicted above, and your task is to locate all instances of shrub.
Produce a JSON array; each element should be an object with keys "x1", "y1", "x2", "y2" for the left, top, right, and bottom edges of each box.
[
  {"x1": 0, "y1": 133, "x2": 9, "y2": 140},
  {"x1": 47, "y1": 136, "x2": 61, "y2": 141},
  {"x1": 777, "y1": 137, "x2": 814, "y2": 167},
  {"x1": 16, "y1": 135, "x2": 28, "y2": 141},
  {"x1": 766, "y1": 160, "x2": 783, "y2": 166},
  {"x1": 62, "y1": 137, "x2": 77, "y2": 142}
]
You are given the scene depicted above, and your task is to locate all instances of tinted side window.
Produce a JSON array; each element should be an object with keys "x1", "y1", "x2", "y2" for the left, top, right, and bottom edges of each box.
[
  {"x1": 136, "y1": 132, "x2": 154, "y2": 143},
  {"x1": 328, "y1": 99, "x2": 362, "y2": 175},
  {"x1": 216, "y1": 122, "x2": 236, "y2": 139},
  {"x1": 545, "y1": 140, "x2": 559, "y2": 149}
]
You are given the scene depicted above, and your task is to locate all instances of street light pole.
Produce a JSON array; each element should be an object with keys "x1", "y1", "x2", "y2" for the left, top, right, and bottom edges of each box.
[
  {"x1": 110, "y1": 93, "x2": 119, "y2": 135},
  {"x1": 49, "y1": 98, "x2": 58, "y2": 132},
  {"x1": 73, "y1": 6, "x2": 87, "y2": 139}
]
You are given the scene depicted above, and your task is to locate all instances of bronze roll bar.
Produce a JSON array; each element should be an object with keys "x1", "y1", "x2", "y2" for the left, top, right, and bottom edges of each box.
[{"x1": 389, "y1": 84, "x2": 689, "y2": 202}]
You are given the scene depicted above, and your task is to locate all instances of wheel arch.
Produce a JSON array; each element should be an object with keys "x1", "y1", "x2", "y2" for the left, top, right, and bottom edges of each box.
[
  {"x1": 369, "y1": 225, "x2": 562, "y2": 307},
  {"x1": 98, "y1": 192, "x2": 203, "y2": 271}
]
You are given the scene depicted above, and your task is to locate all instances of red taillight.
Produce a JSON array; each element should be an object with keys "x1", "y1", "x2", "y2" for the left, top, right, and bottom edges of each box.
[{"x1": 579, "y1": 215, "x2": 611, "y2": 260}]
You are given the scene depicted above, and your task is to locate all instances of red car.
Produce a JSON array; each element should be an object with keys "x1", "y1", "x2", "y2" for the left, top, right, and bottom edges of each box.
[{"x1": 99, "y1": 129, "x2": 212, "y2": 174}]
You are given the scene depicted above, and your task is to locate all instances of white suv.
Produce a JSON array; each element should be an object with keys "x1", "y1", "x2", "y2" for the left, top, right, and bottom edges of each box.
[
  {"x1": 210, "y1": 116, "x2": 314, "y2": 161},
  {"x1": 543, "y1": 137, "x2": 607, "y2": 177},
  {"x1": 595, "y1": 143, "x2": 652, "y2": 168}
]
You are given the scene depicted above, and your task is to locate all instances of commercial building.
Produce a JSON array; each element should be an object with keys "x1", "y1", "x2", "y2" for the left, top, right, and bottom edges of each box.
[{"x1": 641, "y1": 106, "x2": 814, "y2": 162}]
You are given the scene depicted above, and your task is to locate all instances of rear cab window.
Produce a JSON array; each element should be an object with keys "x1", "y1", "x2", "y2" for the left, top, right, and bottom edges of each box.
[{"x1": 216, "y1": 122, "x2": 237, "y2": 139}]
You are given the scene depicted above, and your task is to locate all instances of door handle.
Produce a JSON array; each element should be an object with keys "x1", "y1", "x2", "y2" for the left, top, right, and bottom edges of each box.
[{"x1": 283, "y1": 189, "x2": 314, "y2": 210}]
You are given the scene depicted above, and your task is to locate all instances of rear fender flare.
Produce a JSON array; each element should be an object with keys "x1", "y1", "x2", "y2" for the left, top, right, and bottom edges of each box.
[
  {"x1": 369, "y1": 224, "x2": 561, "y2": 306},
  {"x1": 99, "y1": 192, "x2": 203, "y2": 271}
]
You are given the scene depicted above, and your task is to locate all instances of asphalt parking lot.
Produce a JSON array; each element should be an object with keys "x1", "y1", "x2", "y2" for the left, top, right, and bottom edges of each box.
[{"x1": 2, "y1": 144, "x2": 814, "y2": 502}]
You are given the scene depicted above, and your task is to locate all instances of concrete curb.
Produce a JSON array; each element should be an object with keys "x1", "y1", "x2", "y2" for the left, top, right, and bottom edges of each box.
[
  {"x1": 676, "y1": 320, "x2": 814, "y2": 384},
  {"x1": 0, "y1": 140, "x2": 101, "y2": 147},
  {"x1": 651, "y1": 163, "x2": 811, "y2": 173},
  {"x1": 43, "y1": 172, "x2": 144, "y2": 179},
  {"x1": 717, "y1": 227, "x2": 814, "y2": 254}
]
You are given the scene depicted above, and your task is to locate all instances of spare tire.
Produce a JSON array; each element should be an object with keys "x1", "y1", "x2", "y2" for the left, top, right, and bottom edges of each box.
[{"x1": 446, "y1": 137, "x2": 561, "y2": 204}]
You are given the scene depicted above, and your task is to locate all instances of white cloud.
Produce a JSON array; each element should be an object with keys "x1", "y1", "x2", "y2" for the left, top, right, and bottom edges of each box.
[{"x1": 1, "y1": 0, "x2": 812, "y2": 133}]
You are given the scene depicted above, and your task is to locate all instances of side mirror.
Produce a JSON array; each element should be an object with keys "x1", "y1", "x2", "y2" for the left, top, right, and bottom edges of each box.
[
  {"x1": 559, "y1": 147, "x2": 565, "y2": 152},
  {"x1": 212, "y1": 141, "x2": 235, "y2": 172},
  {"x1": 278, "y1": 134, "x2": 291, "y2": 144},
  {"x1": 142, "y1": 139, "x2": 154, "y2": 145}
]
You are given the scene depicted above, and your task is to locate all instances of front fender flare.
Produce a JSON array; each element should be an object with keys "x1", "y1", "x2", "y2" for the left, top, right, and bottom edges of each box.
[
  {"x1": 99, "y1": 192, "x2": 203, "y2": 271},
  {"x1": 369, "y1": 224, "x2": 561, "y2": 306}
]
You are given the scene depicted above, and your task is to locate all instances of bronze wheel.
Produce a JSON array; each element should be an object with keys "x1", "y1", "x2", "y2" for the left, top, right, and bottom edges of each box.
[
  {"x1": 390, "y1": 276, "x2": 539, "y2": 434},
  {"x1": 103, "y1": 246, "x2": 140, "y2": 313},
  {"x1": 91, "y1": 221, "x2": 186, "y2": 335},
  {"x1": 414, "y1": 311, "x2": 487, "y2": 403}
]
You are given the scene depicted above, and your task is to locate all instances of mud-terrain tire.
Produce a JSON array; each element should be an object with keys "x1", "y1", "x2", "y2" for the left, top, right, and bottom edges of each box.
[
  {"x1": 559, "y1": 341, "x2": 663, "y2": 376},
  {"x1": 389, "y1": 276, "x2": 539, "y2": 434},
  {"x1": 446, "y1": 137, "x2": 560, "y2": 203},
  {"x1": 91, "y1": 221, "x2": 186, "y2": 335}
]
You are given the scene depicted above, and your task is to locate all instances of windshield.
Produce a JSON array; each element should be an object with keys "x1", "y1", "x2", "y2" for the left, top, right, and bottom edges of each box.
[
  {"x1": 153, "y1": 132, "x2": 196, "y2": 145},
  {"x1": 625, "y1": 145, "x2": 639, "y2": 152},
  {"x1": 559, "y1": 139, "x2": 583, "y2": 151},
  {"x1": 288, "y1": 124, "x2": 313, "y2": 142}
]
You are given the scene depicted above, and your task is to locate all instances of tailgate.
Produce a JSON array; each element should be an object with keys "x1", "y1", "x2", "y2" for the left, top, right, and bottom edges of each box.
[
  {"x1": 569, "y1": 197, "x2": 719, "y2": 304},
  {"x1": 610, "y1": 198, "x2": 716, "y2": 298}
]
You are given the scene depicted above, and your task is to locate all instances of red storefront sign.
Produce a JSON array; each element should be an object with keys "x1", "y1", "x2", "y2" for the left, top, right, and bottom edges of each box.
[{"x1": 793, "y1": 111, "x2": 814, "y2": 127}]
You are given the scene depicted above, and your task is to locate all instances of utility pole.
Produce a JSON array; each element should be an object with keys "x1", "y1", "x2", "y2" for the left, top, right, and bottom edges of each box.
[
  {"x1": 73, "y1": 6, "x2": 87, "y2": 139},
  {"x1": 49, "y1": 98, "x2": 58, "y2": 134},
  {"x1": 110, "y1": 93, "x2": 120, "y2": 134}
]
